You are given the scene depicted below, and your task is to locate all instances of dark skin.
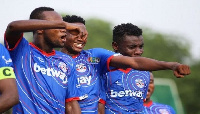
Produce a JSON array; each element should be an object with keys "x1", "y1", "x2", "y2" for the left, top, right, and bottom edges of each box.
[
  {"x1": 61, "y1": 23, "x2": 88, "y2": 56},
  {"x1": 98, "y1": 103, "x2": 105, "y2": 114},
  {"x1": 5, "y1": 12, "x2": 87, "y2": 52},
  {"x1": 65, "y1": 100, "x2": 81, "y2": 114},
  {"x1": 61, "y1": 24, "x2": 190, "y2": 114},
  {"x1": 5, "y1": 11, "x2": 88, "y2": 114},
  {"x1": 111, "y1": 35, "x2": 190, "y2": 77},
  {"x1": 112, "y1": 35, "x2": 144, "y2": 57},
  {"x1": 61, "y1": 25, "x2": 191, "y2": 77},
  {"x1": 61, "y1": 23, "x2": 107, "y2": 114},
  {"x1": 0, "y1": 78, "x2": 19, "y2": 113}
]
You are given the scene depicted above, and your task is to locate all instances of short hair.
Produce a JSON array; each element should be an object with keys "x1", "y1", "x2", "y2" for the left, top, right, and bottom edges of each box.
[
  {"x1": 113, "y1": 23, "x2": 142, "y2": 44},
  {"x1": 63, "y1": 15, "x2": 85, "y2": 25},
  {"x1": 30, "y1": 7, "x2": 54, "y2": 20}
]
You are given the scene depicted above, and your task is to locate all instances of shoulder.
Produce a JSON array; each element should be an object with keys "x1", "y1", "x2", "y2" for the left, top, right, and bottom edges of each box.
[
  {"x1": 56, "y1": 51, "x2": 71, "y2": 57},
  {"x1": 153, "y1": 102, "x2": 175, "y2": 111},
  {"x1": 87, "y1": 48, "x2": 111, "y2": 52},
  {"x1": 0, "y1": 44, "x2": 8, "y2": 52}
]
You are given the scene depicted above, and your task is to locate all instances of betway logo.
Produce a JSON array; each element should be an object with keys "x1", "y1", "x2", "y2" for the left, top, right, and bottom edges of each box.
[
  {"x1": 34, "y1": 63, "x2": 68, "y2": 84},
  {"x1": 110, "y1": 90, "x2": 143, "y2": 98},
  {"x1": 77, "y1": 75, "x2": 92, "y2": 85}
]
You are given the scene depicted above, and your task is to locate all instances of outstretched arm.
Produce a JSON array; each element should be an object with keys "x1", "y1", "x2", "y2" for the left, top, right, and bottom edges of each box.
[{"x1": 110, "y1": 56, "x2": 190, "y2": 78}]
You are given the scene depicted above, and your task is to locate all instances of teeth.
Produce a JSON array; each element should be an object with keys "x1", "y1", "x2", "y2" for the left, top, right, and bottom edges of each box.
[
  {"x1": 74, "y1": 43, "x2": 82, "y2": 48},
  {"x1": 77, "y1": 44, "x2": 82, "y2": 47}
]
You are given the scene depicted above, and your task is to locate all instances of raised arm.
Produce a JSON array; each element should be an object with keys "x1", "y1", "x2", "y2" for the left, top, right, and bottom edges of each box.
[
  {"x1": 5, "y1": 19, "x2": 87, "y2": 48},
  {"x1": 110, "y1": 56, "x2": 190, "y2": 78},
  {"x1": 5, "y1": 20, "x2": 65, "y2": 47}
]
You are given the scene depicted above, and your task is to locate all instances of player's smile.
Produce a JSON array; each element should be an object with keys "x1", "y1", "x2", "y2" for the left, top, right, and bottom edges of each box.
[{"x1": 73, "y1": 42, "x2": 85, "y2": 50}]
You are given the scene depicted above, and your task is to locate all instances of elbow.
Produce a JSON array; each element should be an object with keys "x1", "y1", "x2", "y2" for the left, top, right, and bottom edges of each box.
[
  {"x1": 7, "y1": 22, "x2": 17, "y2": 32},
  {"x1": 8, "y1": 93, "x2": 19, "y2": 106},
  {"x1": 12, "y1": 95, "x2": 19, "y2": 105},
  {"x1": 6, "y1": 89, "x2": 19, "y2": 106},
  {"x1": 7, "y1": 20, "x2": 23, "y2": 32}
]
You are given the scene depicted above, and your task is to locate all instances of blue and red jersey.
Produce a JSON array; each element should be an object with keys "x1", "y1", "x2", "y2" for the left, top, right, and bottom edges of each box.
[
  {"x1": 0, "y1": 43, "x2": 13, "y2": 67},
  {"x1": 104, "y1": 68, "x2": 150, "y2": 114},
  {"x1": 144, "y1": 100, "x2": 176, "y2": 114},
  {"x1": 72, "y1": 48, "x2": 115, "y2": 113},
  {"x1": 5, "y1": 37, "x2": 83, "y2": 114}
]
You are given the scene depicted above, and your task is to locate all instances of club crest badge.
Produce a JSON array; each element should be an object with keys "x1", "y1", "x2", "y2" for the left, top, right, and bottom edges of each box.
[
  {"x1": 58, "y1": 62, "x2": 68, "y2": 72},
  {"x1": 135, "y1": 78, "x2": 144, "y2": 88},
  {"x1": 76, "y1": 63, "x2": 86, "y2": 72}
]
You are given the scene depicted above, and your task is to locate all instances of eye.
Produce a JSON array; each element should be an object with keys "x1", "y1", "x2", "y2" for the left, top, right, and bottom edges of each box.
[
  {"x1": 139, "y1": 44, "x2": 144, "y2": 49},
  {"x1": 129, "y1": 45, "x2": 136, "y2": 49},
  {"x1": 69, "y1": 30, "x2": 79, "y2": 35}
]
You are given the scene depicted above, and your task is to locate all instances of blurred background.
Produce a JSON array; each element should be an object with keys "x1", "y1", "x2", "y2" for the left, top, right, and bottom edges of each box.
[{"x1": 1, "y1": 0, "x2": 200, "y2": 114}]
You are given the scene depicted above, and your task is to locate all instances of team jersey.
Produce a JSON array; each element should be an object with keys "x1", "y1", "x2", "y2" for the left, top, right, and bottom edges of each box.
[
  {"x1": 144, "y1": 100, "x2": 176, "y2": 114},
  {"x1": 72, "y1": 48, "x2": 115, "y2": 113},
  {"x1": 5, "y1": 37, "x2": 83, "y2": 114},
  {"x1": 0, "y1": 43, "x2": 16, "y2": 80},
  {"x1": 0, "y1": 43, "x2": 13, "y2": 68},
  {"x1": 104, "y1": 68, "x2": 150, "y2": 114}
]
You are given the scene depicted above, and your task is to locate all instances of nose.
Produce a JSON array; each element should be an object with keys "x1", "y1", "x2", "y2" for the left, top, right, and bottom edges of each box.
[
  {"x1": 77, "y1": 33, "x2": 87, "y2": 41},
  {"x1": 60, "y1": 29, "x2": 67, "y2": 33},
  {"x1": 134, "y1": 48, "x2": 143, "y2": 56}
]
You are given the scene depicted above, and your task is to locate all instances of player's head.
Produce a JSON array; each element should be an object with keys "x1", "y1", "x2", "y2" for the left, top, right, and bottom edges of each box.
[
  {"x1": 146, "y1": 72, "x2": 155, "y2": 101},
  {"x1": 63, "y1": 15, "x2": 85, "y2": 25},
  {"x1": 62, "y1": 15, "x2": 87, "y2": 56},
  {"x1": 30, "y1": 7, "x2": 67, "y2": 48},
  {"x1": 112, "y1": 23, "x2": 144, "y2": 57},
  {"x1": 30, "y1": 7, "x2": 55, "y2": 20}
]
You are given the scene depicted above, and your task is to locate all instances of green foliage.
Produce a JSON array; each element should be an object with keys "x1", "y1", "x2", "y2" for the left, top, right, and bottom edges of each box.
[
  {"x1": 175, "y1": 62, "x2": 200, "y2": 114},
  {"x1": 84, "y1": 18, "x2": 113, "y2": 50},
  {"x1": 142, "y1": 28, "x2": 190, "y2": 62}
]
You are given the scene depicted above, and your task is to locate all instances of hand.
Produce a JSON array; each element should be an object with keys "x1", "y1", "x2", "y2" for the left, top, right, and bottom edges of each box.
[
  {"x1": 173, "y1": 64, "x2": 191, "y2": 78},
  {"x1": 65, "y1": 22, "x2": 88, "y2": 38}
]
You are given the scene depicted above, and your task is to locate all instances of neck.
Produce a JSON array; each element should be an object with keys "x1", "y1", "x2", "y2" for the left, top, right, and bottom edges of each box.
[
  {"x1": 144, "y1": 98, "x2": 151, "y2": 104},
  {"x1": 61, "y1": 48, "x2": 79, "y2": 57},
  {"x1": 143, "y1": 99, "x2": 153, "y2": 107},
  {"x1": 32, "y1": 37, "x2": 53, "y2": 53}
]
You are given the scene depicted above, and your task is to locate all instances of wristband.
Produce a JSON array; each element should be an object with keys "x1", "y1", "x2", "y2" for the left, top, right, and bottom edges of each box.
[{"x1": 0, "y1": 67, "x2": 16, "y2": 80}]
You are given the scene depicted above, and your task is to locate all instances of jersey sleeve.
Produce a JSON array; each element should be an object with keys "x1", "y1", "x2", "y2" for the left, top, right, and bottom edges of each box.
[
  {"x1": 55, "y1": 52, "x2": 88, "y2": 102},
  {"x1": 65, "y1": 67, "x2": 88, "y2": 102},
  {"x1": 98, "y1": 75, "x2": 106, "y2": 104},
  {"x1": 4, "y1": 37, "x2": 29, "y2": 63},
  {"x1": 0, "y1": 44, "x2": 16, "y2": 80},
  {"x1": 0, "y1": 44, "x2": 13, "y2": 67},
  {"x1": 89, "y1": 48, "x2": 115, "y2": 73}
]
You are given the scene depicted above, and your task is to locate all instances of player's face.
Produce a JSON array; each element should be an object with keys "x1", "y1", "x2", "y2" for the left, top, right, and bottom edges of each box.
[
  {"x1": 42, "y1": 11, "x2": 67, "y2": 48},
  {"x1": 146, "y1": 73, "x2": 154, "y2": 100},
  {"x1": 113, "y1": 35, "x2": 144, "y2": 57},
  {"x1": 64, "y1": 23, "x2": 87, "y2": 55}
]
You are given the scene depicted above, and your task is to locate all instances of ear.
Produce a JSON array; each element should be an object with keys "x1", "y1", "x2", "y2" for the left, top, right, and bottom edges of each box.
[{"x1": 112, "y1": 42, "x2": 118, "y2": 52}]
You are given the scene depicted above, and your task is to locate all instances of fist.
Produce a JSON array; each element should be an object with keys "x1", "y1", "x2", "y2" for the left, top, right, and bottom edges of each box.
[{"x1": 173, "y1": 64, "x2": 191, "y2": 78}]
